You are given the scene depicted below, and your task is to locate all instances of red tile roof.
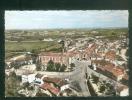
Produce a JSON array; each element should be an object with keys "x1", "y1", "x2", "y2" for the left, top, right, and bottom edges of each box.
[
  {"x1": 105, "y1": 65, "x2": 124, "y2": 76},
  {"x1": 93, "y1": 60, "x2": 111, "y2": 66},
  {"x1": 112, "y1": 67, "x2": 124, "y2": 76},
  {"x1": 67, "y1": 51, "x2": 79, "y2": 57},
  {"x1": 104, "y1": 63, "x2": 115, "y2": 72},
  {"x1": 43, "y1": 77, "x2": 67, "y2": 87},
  {"x1": 93, "y1": 60, "x2": 125, "y2": 77},
  {"x1": 84, "y1": 43, "x2": 97, "y2": 53},
  {"x1": 105, "y1": 50, "x2": 116, "y2": 60},
  {"x1": 40, "y1": 82, "x2": 60, "y2": 95},
  {"x1": 39, "y1": 51, "x2": 80, "y2": 58}
]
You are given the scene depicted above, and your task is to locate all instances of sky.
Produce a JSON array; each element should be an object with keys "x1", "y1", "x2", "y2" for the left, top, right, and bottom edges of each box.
[{"x1": 5, "y1": 10, "x2": 128, "y2": 29}]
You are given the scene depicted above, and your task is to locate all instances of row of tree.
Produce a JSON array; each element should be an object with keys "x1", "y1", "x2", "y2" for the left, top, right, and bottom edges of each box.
[
  {"x1": 36, "y1": 60, "x2": 67, "y2": 72},
  {"x1": 46, "y1": 60, "x2": 67, "y2": 72},
  {"x1": 36, "y1": 59, "x2": 76, "y2": 72}
]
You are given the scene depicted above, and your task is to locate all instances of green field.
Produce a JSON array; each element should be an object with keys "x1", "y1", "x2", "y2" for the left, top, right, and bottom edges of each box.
[{"x1": 5, "y1": 41, "x2": 62, "y2": 53}]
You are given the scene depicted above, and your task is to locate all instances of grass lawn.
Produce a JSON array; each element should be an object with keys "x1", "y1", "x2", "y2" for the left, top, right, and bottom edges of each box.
[{"x1": 5, "y1": 41, "x2": 61, "y2": 52}]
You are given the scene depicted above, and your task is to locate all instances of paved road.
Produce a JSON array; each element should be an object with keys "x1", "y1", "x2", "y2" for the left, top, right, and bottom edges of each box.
[{"x1": 72, "y1": 60, "x2": 91, "y2": 96}]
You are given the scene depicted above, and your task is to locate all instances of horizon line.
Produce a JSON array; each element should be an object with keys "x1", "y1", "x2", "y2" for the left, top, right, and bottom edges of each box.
[{"x1": 5, "y1": 27, "x2": 128, "y2": 30}]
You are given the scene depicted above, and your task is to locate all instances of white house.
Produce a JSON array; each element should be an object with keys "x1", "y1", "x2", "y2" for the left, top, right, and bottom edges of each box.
[
  {"x1": 22, "y1": 74, "x2": 36, "y2": 83},
  {"x1": 93, "y1": 64, "x2": 97, "y2": 70},
  {"x1": 120, "y1": 88, "x2": 129, "y2": 96},
  {"x1": 60, "y1": 84, "x2": 70, "y2": 91}
]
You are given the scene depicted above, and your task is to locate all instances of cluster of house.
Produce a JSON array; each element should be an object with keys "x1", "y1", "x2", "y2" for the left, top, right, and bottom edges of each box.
[
  {"x1": 37, "y1": 37, "x2": 128, "y2": 92},
  {"x1": 21, "y1": 73, "x2": 77, "y2": 96},
  {"x1": 38, "y1": 40, "x2": 127, "y2": 69},
  {"x1": 37, "y1": 43, "x2": 99, "y2": 67},
  {"x1": 5, "y1": 37, "x2": 128, "y2": 84},
  {"x1": 92, "y1": 60, "x2": 128, "y2": 82}
]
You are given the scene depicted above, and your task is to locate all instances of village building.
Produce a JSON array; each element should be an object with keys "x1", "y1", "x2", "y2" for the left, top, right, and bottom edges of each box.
[
  {"x1": 22, "y1": 73, "x2": 45, "y2": 85},
  {"x1": 105, "y1": 50, "x2": 116, "y2": 61},
  {"x1": 116, "y1": 85, "x2": 128, "y2": 96},
  {"x1": 92, "y1": 60, "x2": 126, "y2": 81},
  {"x1": 38, "y1": 51, "x2": 80, "y2": 70},
  {"x1": 22, "y1": 73, "x2": 36, "y2": 83},
  {"x1": 120, "y1": 88, "x2": 129, "y2": 96},
  {"x1": 40, "y1": 82, "x2": 60, "y2": 96},
  {"x1": 38, "y1": 52, "x2": 68, "y2": 66},
  {"x1": 38, "y1": 77, "x2": 69, "y2": 96},
  {"x1": 7, "y1": 54, "x2": 33, "y2": 68}
]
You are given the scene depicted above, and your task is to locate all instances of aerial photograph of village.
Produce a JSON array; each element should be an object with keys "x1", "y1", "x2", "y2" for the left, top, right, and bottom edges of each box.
[{"x1": 5, "y1": 10, "x2": 128, "y2": 97}]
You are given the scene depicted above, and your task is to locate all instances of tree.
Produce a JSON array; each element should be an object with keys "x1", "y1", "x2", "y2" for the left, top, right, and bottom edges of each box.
[
  {"x1": 59, "y1": 40, "x2": 65, "y2": 52},
  {"x1": 105, "y1": 83, "x2": 115, "y2": 95},
  {"x1": 70, "y1": 63, "x2": 75, "y2": 71},
  {"x1": 60, "y1": 64, "x2": 66, "y2": 72},
  {"x1": 38, "y1": 36, "x2": 43, "y2": 41},
  {"x1": 14, "y1": 63, "x2": 21, "y2": 70},
  {"x1": 31, "y1": 53, "x2": 38, "y2": 64},
  {"x1": 31, "y1": 49, "x2": 39, "y2": 55},
  {"x1": 22, "y1": 82, "x2": 30, "y2": 89},
  {"x1": 55, "y1": 63, "x2": 61, "y2": 71},
  {"x1": 17, "y1": 38, "x2": 23, "y2": 43},
  {"x1": 36, "y1": 59, "x2": 41, "y2": 71},
  {"x1": 111, "y1": 32, "x2": 116, "y2": 36},
  {"x1": 36, "y1": 88, "x2": 49, "y2": 97},
  {"x1": 70, "y1": 63, "x2": 75, "y2": 68},
  {"x1": 47, "y1": 60, "x2": 55, "y2": 71},
  {"x1": 91, "y1": 74, "x2": 99, "y2": 84},
  {"x1": 9, "y1": 71, "x2": 17, "y2": 78},
  {"x1": 10, "y1": 61, "x2": 17, "y2": 69},
  {"x1": 5, "y1": 71, "x2": 20, "y2": 97},
  {"x1": 99, "y1": 85, "x2": 106, "y2": 93}
]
